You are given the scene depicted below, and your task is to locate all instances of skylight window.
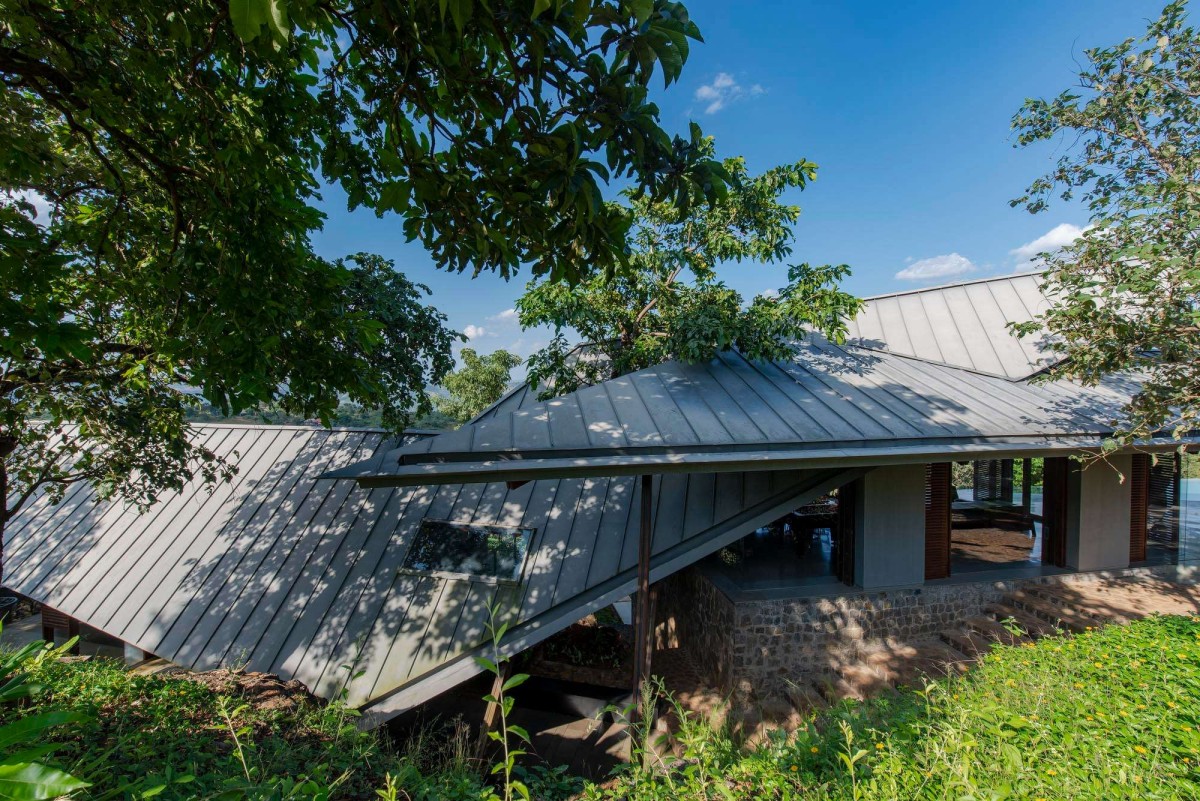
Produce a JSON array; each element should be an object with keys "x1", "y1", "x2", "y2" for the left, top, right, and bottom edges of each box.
[{"x1": 402, "y1": 520, "x2": 534, "y2": 583}]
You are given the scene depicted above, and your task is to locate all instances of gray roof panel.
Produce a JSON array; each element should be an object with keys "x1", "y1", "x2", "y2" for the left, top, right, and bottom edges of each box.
[
  {"x1": 843, "y1": 272, "x2": 1061, "y2": 380},
  {"x1": 6, "y1": 424, "x2": 854, "y2": 720}
]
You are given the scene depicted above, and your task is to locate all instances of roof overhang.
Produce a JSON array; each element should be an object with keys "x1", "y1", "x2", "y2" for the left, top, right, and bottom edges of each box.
[{"x1": 324, "y1": 434, "x2": 1194, "y2": 488}]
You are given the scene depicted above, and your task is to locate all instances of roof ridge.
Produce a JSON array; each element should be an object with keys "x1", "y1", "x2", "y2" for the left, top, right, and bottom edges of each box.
[
  {"x1": 863, "y1": 270, "x2": 1043, "y2": 302},
  {"x1": 187, "y1": 422, "x2": 442, "y2": 435}
]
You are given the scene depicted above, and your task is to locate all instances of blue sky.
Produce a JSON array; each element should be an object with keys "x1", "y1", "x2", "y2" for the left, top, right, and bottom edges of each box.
[{"x1": 312, "y1": 1, "x2": 1166, "y2": 363}]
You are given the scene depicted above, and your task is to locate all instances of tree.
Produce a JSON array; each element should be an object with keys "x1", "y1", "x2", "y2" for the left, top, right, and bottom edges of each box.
[
  {"x1": 0, "y1": 0, "x2": 726, "y2": 582},
  {"x1": 434, "y1": 348, "x2": 524, "y2": 424},
  {"x1": 1, "y1": 248, "x2": 457, "y2": 579},
  {"x1": 517, "y1": 147, "x2": 862, "y2": 395},
  {"x1": 1011, "y1": 0, "x2": 1200, "y2": 447}
]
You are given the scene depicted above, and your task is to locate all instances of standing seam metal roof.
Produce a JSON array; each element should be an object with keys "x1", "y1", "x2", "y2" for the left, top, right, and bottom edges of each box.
[
  {"x1": 842, "y1": 272, "x2": 1062, "y2": 380},
  {"x1": 328, "y1": 338, "x2": 1134, "y2": 487},
  {"x1": 5, "y1": 424, "x2": 855, "y2": 724}
]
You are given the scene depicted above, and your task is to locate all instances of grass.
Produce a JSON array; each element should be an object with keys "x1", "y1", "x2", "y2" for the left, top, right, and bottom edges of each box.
[
  {"x1": 5, "y1": 614, "x2": 1200, "y2": 799},
  {"x1": 588, "y1": 614, "x2": 1200, "y2": 800}
]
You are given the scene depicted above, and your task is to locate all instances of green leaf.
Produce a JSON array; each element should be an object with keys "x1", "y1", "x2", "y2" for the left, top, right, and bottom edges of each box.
[
  {"x1": 629, "y1": 0, "x2": 653, "y2": 25},
  {"x1": 501, "y1": 673, "x2": 530, "y2": 692},
  {"x1": 264, "y1": 0, "x2": 289, "y2": 43},
  {"x1": 228, "y1": 0, "x2": 267, "y2": 41},
  {"x1": 0, "y1": 762, "x2": 90, "y2": 801},
  {"x1": 0, "y1": 713, "x2": 85, "y2": 752}
]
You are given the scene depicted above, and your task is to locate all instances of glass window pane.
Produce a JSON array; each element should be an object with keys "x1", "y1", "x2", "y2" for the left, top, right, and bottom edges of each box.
[{"x1": 403, "y1": 520, "x2": 534, "y2": 581}]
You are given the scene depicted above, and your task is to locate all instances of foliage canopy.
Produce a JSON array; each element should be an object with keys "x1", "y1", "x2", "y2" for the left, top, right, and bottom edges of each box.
[
  {"x1": 518, "y1": 147, "x2": 861, "y2": 395},
  {"x1": 1012, "y1": 0, "x2": 1200, "y2": 446},
  {"x1": 0, "y1": 0, "x2": 725, "y2": 575},
  {"x1": 433, "y1": 348, "x2": 524, "y2": 424}
]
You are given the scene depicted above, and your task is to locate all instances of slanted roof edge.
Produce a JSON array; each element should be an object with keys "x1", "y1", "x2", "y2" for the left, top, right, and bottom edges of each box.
[{"x1": 335, "y1": 436, "x2": 1191, "y2": 488}]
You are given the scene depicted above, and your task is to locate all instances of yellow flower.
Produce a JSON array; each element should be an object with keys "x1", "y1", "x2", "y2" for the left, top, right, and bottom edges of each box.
[
  {"x1": 1134, "y1": 745, "x2": 1148, "y2": 754},
  {"x1": 790, "y1": 765, "x2": 798, "y2": 772},
  {"x1": 811, "y1": 746, "x2": 819, "y2": 753},
  {"x1": 1046, "y1": 769, "x2": 1058, "y2": 776},
  {"x1": 1184, "y1": 725, "x2": 1194, "y2": 732},
  {"x1": 875, "y1": 743, "x2": 884, "y2": 751}
]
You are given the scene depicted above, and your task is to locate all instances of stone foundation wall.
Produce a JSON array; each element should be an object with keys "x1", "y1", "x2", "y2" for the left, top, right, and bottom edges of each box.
[
  {"x1": 730, "y1": 580, "x2": 1011, "y2": 698},
  {"x1": 662, "y1": 563, "x2": 1197, "y2": 700},
  {"x1": 653, "y1": 567, "x2": 735, "y2": 689}
]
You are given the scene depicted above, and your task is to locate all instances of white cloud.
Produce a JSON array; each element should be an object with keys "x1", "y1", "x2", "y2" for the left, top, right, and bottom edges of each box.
[
  {"x1": 1010, "y1": 223, "x2": 1087, "y2": 270},
  {"x1": 694, "y1": 72, "x2": 764, "y2": 115},
  {"x1": 895, "y1": 253, "x2": 977, "y2": 282},
  {"x1": 488, "y1": 308, "x2": 519, "y2": 323},
  {"x1": 758, "y1": 288, "x2": 779, "y2": 299},
  {"x1": 462, "y1": 324, "x2": 490, "y2": 340}
]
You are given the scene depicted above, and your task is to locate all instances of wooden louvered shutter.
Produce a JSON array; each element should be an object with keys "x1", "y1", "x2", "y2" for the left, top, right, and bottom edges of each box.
[
  {"x1": 1129, "y1": 454, "x2": 1149, "y2": 563},
  {"x1": 925, "y1": 463, "x2": 951, "y2": 580},
  {"x1": 1148, "y1": 453, "x2": 1182, "y2": 546},
  {"x1": 973, "y1": 461, "x2": 996, "y2": 502},
  {"x1": 1041, "y1": 457, "x2": 1069, "y2": 567},
  {"x1": 834, "y1": 480, "x2": 857, "y2": 586},
  {"x1": 999, "y1": 459, "x2": 1015, "y2": 504}
]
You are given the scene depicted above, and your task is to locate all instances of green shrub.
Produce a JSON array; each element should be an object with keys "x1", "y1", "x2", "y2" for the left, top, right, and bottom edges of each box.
[{"x1": 0, "y1": 657, "x2": 487, "y2": 800}]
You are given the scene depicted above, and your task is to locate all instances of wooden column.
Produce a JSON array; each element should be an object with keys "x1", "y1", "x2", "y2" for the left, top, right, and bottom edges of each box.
[
  {"x1": 924, "y1": 463, "x2": 952, "y2": 580},
  {"x1": 1021, "y1": 459, "x2": 1033, "y2": 512},
  {"x1": 632, "y1": 473, "x2": 656, "y2": 719},
  {"x1": 1130, "y1": 454, "x2": 1149, "y2": 563},
  {"x1": 1041, "y1": 457, "x2": 1070, "y2": 567}
]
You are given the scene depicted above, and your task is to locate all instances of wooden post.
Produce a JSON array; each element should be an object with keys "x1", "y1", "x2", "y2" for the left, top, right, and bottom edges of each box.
[
  {"x1": 478, "y1": 660, "x2": 512, "y2": 759},
  {"x1": 1021, "y1": 458, "x2": 1033, "y2": 513},
  {"x1": 482, "y1": 661, "x2": 510, "y2": 731},
  {"x1": 632, "y1": 473, "x2": 655, "y2": 723}
]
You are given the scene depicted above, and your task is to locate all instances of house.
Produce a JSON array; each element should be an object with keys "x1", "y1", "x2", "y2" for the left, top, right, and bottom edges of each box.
[{"x1": 6, "y1": 272, "x2": 1197, "y2": 727}]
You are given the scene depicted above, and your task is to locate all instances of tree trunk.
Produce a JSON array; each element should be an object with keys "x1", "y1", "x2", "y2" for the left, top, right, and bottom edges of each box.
[
  {"x1": 0, "y1": 436, "x2": 14, "y2": 591},
  {"x1": 0, "y1": 458, "x2": 7, "y2": 590}
]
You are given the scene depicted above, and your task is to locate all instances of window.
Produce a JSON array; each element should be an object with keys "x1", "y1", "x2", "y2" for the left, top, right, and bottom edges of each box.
[{"x1": 402, "y1": 520, "x2": 534, "y2": 582}]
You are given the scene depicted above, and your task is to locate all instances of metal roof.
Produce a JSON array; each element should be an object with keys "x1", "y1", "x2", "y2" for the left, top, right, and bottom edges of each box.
[
  {"x1": 843, "y1": 272, "x2": 1062, "y2": 380},
  {"x1": 328, "y1": 336, "x2": 1140, "y2": 487},
  {"x1": 3, "y1": 275, "x2": 1170, "y2": 727},
  {"x1": 5, "y1": 423, "x2": 857, "y2": 725}
]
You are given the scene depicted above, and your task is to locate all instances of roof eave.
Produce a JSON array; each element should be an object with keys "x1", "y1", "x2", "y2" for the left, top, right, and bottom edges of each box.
[{"x1": 326, "y1": 435, "x2": 1194, "y2": 488}]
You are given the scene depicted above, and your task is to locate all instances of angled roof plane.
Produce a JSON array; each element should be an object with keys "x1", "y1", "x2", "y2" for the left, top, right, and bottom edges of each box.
[{"x1": 843, "y1": 272, "x2": 1061, "y2": 380}]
